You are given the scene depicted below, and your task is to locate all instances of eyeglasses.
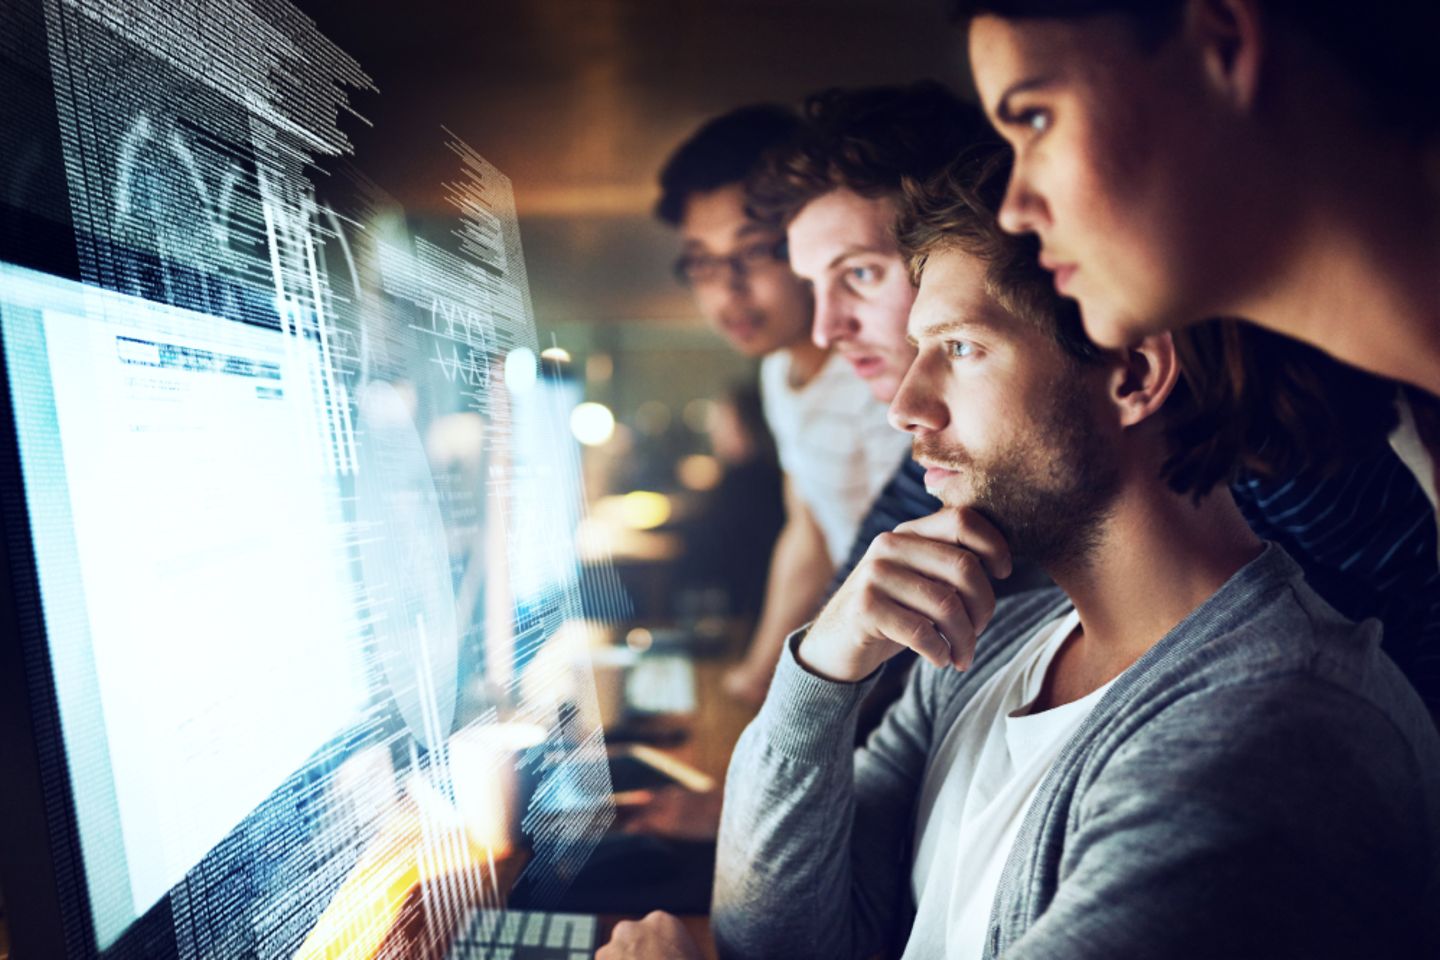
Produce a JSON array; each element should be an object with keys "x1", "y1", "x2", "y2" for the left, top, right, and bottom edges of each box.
[{"x1": 673, "y1": 237, "x2": 789, "y2": 287}]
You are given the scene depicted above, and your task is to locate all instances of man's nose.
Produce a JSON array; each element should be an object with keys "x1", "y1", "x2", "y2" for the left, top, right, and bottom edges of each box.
[
  {"x1": 812, "y1": 288, "x2": 858, "y2": 348},
  {"x1": 724, "y1": 262, "x2": 753, "y2": 293},
  {"x1": 888, "y1": 354, "x2": 947, "y2": 435}
]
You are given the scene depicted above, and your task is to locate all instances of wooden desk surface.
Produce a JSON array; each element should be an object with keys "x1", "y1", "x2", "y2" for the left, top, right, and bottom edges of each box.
[{"x1": 658, "y1": 658, "x2": 757, "y2": 784}]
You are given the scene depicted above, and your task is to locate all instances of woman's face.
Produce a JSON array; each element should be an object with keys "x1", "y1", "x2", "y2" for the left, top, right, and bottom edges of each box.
[{"x1": 968, "y1": 12, "x2": 1257, "y2": 349}]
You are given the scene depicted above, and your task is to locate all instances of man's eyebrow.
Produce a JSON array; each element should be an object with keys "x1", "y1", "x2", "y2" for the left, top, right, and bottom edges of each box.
[
  {"x1": 909, "y1": 313, "x2": 1005, "y2": 346},
  {"x1": 995, "y1": 74, "x2": 1059, "y2": 121},
  {"x1": 922, "y1": 317, "x2": 987, "y2": 338}
]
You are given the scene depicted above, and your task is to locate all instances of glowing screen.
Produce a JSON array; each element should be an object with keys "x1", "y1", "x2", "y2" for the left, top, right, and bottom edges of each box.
[
  {"x1": 0, "y1": 0, "x2": 626, "y2": 955},
  {"x1": 5, "y1": 264, "x2": 371, "y2": 941}
]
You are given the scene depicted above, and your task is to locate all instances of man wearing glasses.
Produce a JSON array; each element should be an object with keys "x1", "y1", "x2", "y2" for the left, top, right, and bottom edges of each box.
[{"x1": 658, "y1": 105, "x2": 908, "y2": 705}]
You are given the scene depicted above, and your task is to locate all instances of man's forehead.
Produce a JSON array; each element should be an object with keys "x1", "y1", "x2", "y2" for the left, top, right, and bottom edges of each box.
[
  {"x1": 787, "y1": 189, "x2": 898, "y2": 272},
  {"x1": 907, "y1": 251, "x2": 1015, "y2": 340}
]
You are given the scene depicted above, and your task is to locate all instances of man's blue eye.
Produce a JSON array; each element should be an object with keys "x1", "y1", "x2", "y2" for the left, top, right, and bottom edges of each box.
[
  {"x1": 948, "y1": 340, "x2": 975, "y2": 359},
  {"x1": 848, "y1": 265, "x2": 880, "y2": 284}
]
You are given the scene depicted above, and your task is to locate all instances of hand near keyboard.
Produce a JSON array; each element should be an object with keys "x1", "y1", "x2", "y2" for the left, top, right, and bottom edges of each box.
[{"x1": 596, "y1": 911, "x2": 703, "y2": 960}]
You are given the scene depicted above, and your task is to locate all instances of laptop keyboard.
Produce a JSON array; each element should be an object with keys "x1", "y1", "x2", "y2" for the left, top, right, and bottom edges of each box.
[{"x1": 448, "y1": 909, "x2": 598, "y2": 960}]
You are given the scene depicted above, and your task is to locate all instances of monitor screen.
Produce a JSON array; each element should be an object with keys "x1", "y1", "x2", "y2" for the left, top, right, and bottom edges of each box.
[
  {"x1": 3, "y1": 262, "x2": 370, "y2": 945},
  {"x1": 0, "y1": 260, "x2": 615, "y2": 957}
]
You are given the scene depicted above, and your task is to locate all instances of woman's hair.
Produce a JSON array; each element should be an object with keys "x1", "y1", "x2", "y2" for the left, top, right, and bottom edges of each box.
[
  {"x1": 950, "y1": 0, "x2": 1440, "y2": 140},
  {"x1": 1165, "y1": 320, "x2": 1399, "y2": 493},
  {"x1": 898, "y1": 144, "x2": 1400, "y2": 498}
]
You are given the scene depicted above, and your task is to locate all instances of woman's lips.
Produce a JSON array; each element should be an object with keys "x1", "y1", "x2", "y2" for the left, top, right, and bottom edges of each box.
[
  {"x1": 1039, "y1": 254, "x2": 1078, "y2": 295},
  {"x1": 1051, "y1": 264, "x2": 1077, "y2": 294}
]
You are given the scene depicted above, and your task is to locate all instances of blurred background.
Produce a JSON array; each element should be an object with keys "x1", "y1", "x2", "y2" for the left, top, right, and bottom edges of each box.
[{"x1": 295, "y1": 0, "x2": 969, "y2": 618}]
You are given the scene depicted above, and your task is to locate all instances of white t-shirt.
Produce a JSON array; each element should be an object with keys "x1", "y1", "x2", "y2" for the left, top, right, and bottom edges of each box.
[
  {"x1": 1390, "y1": 390, "x2": 1440, "y2": 564},
  {"x1": 903, "y1": 611, "x2": 1115, "y2": 960},
  {"x1": 760, "y1": 349, "x2": 910, "y2": 566}
]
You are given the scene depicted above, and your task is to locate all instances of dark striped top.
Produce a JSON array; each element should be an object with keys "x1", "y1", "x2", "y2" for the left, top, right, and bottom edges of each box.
[
  {"x1": 833, "y1": 448, "x2": 1440, "y2": 718},
  {"x1": 1232, "y1": 445, "x2": 1440, "y2": 717}
]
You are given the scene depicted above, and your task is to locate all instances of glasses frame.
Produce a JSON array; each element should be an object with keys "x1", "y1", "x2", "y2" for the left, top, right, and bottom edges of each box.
[{"x1": 672, "y1": 236, "x2": 789, "y2": 287}]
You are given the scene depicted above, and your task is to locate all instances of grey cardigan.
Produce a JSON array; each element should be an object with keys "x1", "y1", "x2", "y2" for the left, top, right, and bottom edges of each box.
[{"x1": 712, "y1": 545, "x2": 1440, "y2": 959}]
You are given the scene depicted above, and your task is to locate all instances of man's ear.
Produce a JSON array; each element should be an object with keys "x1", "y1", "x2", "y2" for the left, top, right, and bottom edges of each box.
[
  {"x1": 1109, "y1": 333, "x2": 1181, "y2": 430},
  {"x1": 1185, "y1": 0, "x2": 1264, "y2": 113}
]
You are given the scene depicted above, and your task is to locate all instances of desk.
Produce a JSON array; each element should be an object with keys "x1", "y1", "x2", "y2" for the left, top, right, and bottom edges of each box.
[{"x1": 602, "y1": 655, "x2": 757, "y2": 959}]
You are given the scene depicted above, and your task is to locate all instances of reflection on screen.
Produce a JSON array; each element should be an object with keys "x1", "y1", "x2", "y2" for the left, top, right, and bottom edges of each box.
[{"x1": 5, "y1": 264, "x2": 370, "y2": 943}]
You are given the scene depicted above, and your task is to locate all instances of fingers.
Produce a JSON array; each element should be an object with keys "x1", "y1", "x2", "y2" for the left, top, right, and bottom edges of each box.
[
  {"x1": 597, "y1": 912, "x2": 694, "y2": 960},
  {"x1": 867, "y1": 533, "x2": 998, "y2": 638},
  {"x1": 894, "y1": 506, "x2": 1013, "y2": 581},
  {"x1": 864, "y1": 558, "x2": 984, "y2": 670},
  {"x1": 799, "y1": 507, "x2": 1010, "y2": 683}
]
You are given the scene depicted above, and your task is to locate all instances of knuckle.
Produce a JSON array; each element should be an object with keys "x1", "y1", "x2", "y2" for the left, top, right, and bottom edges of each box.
[
  {"x1": 936, "y1": 590, "x2": 968, "y2": 623},
  {"x1": 904, "y1": 617, "x2": 935, "y2": 649},
  {"x1": 872, "y1": 531, "x2": 901, "y2": 555},
  {"x1": 954, "y1": 550, "x2": 981, "y2": 580}
]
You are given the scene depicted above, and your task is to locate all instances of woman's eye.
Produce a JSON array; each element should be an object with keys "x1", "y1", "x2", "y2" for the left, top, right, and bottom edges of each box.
[
  {"x1": 947, "y1": 340, "x2": 975, "y2": 359},
  {"x1": 1020, "y1": 109, "x2": 1051, "y2": 135}
]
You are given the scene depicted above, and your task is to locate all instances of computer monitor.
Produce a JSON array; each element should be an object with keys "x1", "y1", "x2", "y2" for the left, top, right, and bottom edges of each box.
[{"x1": 0, "y1": 261, "x2": 613, "y2": 958}]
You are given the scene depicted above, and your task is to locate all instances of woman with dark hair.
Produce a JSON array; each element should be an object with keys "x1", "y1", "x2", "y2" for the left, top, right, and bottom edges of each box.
[
  {"x1": 926, "y1": 146, "x2": 1440, "y2": 721},
  {"x1": 955, "y1": 0, "x2": 1440, "y2": 509}
]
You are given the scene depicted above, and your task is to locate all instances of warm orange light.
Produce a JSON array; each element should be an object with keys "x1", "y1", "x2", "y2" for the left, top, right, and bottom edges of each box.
[
  {"x1": 620, "y1": 491, "x2": 670, "y2": 529},
  {"x1": 677, "y1": 454, "x2": 721, "y2": 491}
]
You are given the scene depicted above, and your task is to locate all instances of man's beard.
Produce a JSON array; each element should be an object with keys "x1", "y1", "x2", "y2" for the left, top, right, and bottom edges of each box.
[{"x1": 914, "y1": 375, "x2": 1120, "y2": 570}]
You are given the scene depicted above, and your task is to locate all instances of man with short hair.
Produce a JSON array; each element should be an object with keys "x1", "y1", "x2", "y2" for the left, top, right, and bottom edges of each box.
[
  {"x1": 705, "y1": 150, "x2": 1440, "y2": 959},
  {"x1": 656, "y1": 106, "x2": 908, "y2": 704},
  {"x1": 746, "y1": 82, "x2": 996, "y2": 593},
  {"x1": 727, "y1": 84, "x2": 1048, "y2": 715}
]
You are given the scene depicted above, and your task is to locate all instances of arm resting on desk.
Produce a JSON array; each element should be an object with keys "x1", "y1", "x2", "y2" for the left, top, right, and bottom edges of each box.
[{"x1": 712, "y1": 629, "x2": 938, "y2": 959}]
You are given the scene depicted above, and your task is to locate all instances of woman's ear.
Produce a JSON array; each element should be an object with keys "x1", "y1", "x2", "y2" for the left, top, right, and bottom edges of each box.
[
  {"x1": 1186, "y1": 0, "x2": 1265, "y2": 113},
  {"x1": 1109, "y1": 332, "x2": 1181, "y2": 430}
]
